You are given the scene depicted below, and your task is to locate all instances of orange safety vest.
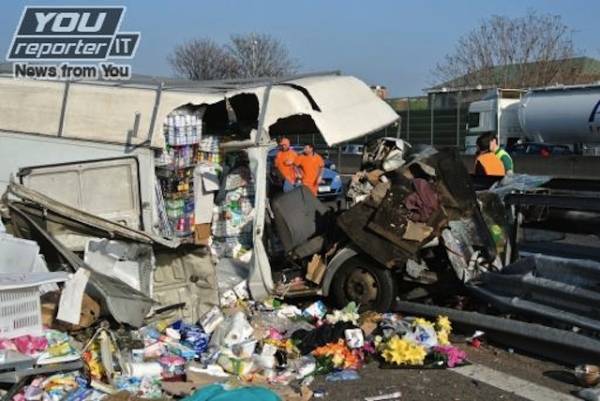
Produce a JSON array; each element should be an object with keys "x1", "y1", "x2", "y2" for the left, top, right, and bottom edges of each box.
[{"x1": 475, "y1": 152, "x2": 506, "y2": 176}]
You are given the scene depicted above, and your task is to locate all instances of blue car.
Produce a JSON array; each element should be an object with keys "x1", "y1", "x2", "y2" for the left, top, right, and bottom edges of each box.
[{"x1": 268, "y1": 146, "x2": 343, "y2": 200}]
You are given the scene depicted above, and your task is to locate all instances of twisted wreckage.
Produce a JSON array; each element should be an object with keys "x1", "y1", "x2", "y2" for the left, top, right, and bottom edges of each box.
[{"x1": 1, "y1": 72, "x2": 600, "y2": 367}]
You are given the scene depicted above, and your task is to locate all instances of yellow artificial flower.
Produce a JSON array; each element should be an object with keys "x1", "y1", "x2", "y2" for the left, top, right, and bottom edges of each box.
[
  {"x1": 435, "y1": 316, "x2": 452, "y2": 333},
  {"x1": 381, "y1": 336, "x2": 426, "y2": 366},
  {"x1": 435, "y1": 315, "x2": 452, "y2": 345},
  {"x1": 437, "y1": 330, "x2": 449, "y2": 346}
]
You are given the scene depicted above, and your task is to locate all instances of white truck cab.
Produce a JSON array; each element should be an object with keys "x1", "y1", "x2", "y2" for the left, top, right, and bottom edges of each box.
[{"x1": 466, "y1": 88, "x2": 525, "y2": 154}]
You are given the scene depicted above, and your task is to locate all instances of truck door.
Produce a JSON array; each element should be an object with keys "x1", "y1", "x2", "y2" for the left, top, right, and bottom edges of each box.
[{"x1": 18, "y1": 157, "x2": 143, "y2": 230}]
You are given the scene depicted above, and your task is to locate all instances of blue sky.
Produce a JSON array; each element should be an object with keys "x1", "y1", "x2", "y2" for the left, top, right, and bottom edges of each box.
[{"x1": 1, "y1": 0, "x2": 599, "y2": 96}]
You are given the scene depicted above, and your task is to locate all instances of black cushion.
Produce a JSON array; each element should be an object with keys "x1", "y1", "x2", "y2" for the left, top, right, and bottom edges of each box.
[{"x1": 271, "y1": 186, "x2": 328, "y2": 255}]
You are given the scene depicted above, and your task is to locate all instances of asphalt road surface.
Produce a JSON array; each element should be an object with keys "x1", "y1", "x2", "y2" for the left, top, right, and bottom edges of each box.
[{"x1": 313, "y1": 343, "x2": 583, "y2": 401}]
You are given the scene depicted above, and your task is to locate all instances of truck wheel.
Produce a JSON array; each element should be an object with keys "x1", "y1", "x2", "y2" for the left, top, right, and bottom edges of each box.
[{"x1": 330, "y1": 256, "x2": 396, "y2": 312}]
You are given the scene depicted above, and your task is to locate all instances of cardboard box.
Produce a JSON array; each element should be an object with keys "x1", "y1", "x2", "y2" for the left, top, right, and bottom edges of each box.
[
  {"x1": 305, "y1": 254, "x2": 326, "y2": 285},
  {"x1": 194, "y1": 223, "x2": 211, "y2": 245}
]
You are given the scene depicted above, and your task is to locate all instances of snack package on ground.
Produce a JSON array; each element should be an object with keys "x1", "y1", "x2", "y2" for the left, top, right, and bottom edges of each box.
[
  {"x1": 345, "y1": 328, "x2": 365, "y2": 349},
  {"x1": 199, "y1": 306, "x2": 225, "y2": 335},
  {"x1": 143, "y1": 342, "x2": 167, "y2": 360},
  {"x1": 164, "y1": 340, "x2": 196, "y2": 360},
  {"x1": 39, "y1": 372, "x2": 86, "y2": 401},
  {"x1": 113, "y1": 376, "x2": 163, "y2": 399},
  {"x1": 179, "y1": 323, "x2": 210, "y2": 357},
  {"x1": 160, "y1": 355, "x2": 186, "y2": 380},
  {"x1": 302, "y1": 300, "x2": 328, "y2": 321}
]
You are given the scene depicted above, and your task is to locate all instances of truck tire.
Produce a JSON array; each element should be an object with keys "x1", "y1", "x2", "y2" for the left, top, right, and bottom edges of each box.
[{"x1": 330, "y1": 255, "x2": 396, "y2": 312}]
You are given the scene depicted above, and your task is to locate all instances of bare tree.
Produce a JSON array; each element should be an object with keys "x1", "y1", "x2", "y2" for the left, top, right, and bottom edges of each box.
[
  {"x1": 167, "y1": 38, "x2": 240, "y2": 80},
  {"x1": 227, "y1": 33, "x2": 298, "y2": 78},
  {"x1": 433, "y1": 11, "x2": 578, "y2": 88}
]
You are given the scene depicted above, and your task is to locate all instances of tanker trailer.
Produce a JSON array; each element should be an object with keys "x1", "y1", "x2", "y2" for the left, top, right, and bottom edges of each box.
[{"x1": 518, "y1": 84, "x2": 600, "y2": 146}]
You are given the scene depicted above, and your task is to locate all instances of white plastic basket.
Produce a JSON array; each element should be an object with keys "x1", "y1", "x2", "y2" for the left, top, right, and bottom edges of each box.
[{"x1": 0, "y1": 286, "x2": 42, "y2": 339}]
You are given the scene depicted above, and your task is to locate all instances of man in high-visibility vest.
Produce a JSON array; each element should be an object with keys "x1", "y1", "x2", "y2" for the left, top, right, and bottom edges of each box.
[
  {"x1": 474, "y1": 134, "x2": 505, "y2": 176},
  {"x1": 489, "y1": 134, "x2": 514, "y2": 174}
]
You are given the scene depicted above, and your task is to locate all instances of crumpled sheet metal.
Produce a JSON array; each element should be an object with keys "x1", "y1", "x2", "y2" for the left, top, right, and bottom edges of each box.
[
  {"x1": 338, "y1": 149, "x2": 497, "y2": 270},
  {"x1": 6, "y1": 181, "x2": 179, "y2": 249},
  {"x1": 469, "y1": 254, "x2": 600, "y2": 332},
  {"x1": 7, "y1": 201, "x2": 155, "y2": 327},
  {"x1": 152, "y1": 247, "x2": 219, "y2": 324},
  {"x1": 489, "y1": 174, "x2": 551, "y2": 199}
]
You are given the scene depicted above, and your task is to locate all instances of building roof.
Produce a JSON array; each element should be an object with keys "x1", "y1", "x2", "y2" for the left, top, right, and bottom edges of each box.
[{"x1": 429, "y1": 57, "x2": 600, "y2": 91}]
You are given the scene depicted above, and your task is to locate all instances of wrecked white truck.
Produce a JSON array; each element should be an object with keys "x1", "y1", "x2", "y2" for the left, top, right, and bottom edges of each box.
[{"x1": 2, "y1": 72, "x2": 420, "y2": 324}]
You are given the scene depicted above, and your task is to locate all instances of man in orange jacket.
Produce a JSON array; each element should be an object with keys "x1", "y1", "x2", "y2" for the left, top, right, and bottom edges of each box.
[
  {"x1": 295, "y1": 143, "x2": 324, "y2": 196},
  {"x1": 274, "y1": 137, "x2": 299, "y2": 192},
  {"x1": 474, "y1": 133, "x2": 505, "y2": 176}
]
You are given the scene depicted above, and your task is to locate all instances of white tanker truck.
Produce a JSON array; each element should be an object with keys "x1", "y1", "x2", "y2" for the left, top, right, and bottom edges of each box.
[{"x1": 466, "y1": 84, "x2": 600, "y2": 154}]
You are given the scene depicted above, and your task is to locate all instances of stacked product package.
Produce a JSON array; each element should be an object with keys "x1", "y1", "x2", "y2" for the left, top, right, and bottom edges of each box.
[
  {"x1": 197, "y1": 135, "x2": 221, "y2": 164},
  {"x1": 210, "y1": 160, "x2": 255, "y2": 261},
  {"x1": 155, "y1": 108, "x2": 204, "y2": 238}
]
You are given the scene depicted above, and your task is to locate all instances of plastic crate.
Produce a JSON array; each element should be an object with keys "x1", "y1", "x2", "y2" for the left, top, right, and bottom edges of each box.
[{"x1": 0, "y1": 286, "x2": 42, "y2": 339}]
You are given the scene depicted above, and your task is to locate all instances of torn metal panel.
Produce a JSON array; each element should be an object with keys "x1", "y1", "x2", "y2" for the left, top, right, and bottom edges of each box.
[
  {"x1": 7, "y1": 202, "x2": 154, "y2": 327},
  {"x1": 6, "y1": 182, "x2": 178, "y2": 249},
  {"x1": 151, "y1": 246, "x2": 219, "y2": 324},
  {"x1": 247, "y1": 145, "x2": 274, "y2": 301},
  {"x1": 84, "y1": 239, "x2": 154, "y2": 294},
  {"x1": 271, "y1": 76, "x2": 399, "y2": 146},
  {"x1": 489, "y1": 174, "x2": 552, "y2": 199},
  {"x1": 337, "y1": 201, "x2": 412, "y2": 268}
]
